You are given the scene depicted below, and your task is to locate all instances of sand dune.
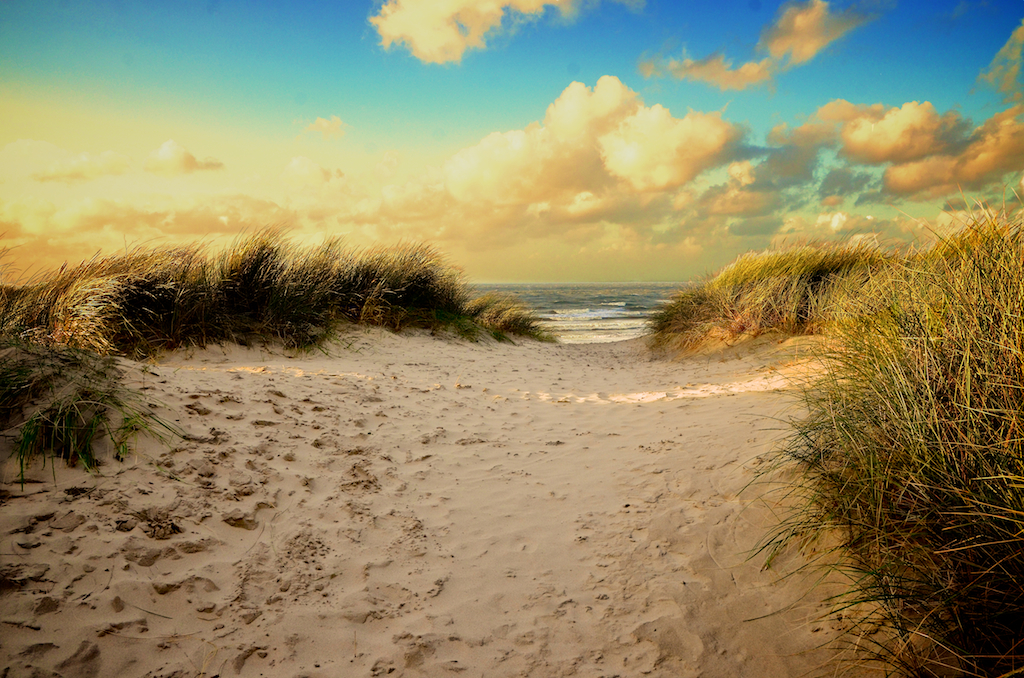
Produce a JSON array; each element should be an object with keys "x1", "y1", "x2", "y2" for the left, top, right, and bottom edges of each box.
[{"x1": 1, "y1": 330, "x2": 865, "y2": 677}]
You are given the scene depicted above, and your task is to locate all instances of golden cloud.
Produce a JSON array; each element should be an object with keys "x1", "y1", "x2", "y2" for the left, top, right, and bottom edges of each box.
[
  {"x1": 643, "y1": 0, "x2": 872, "y2": 90},
  {"x1": 978, "y1": 18, "x2": 1024, "y2": 104},
  {"x1": 806, "y1": 99, "x2": 1024, "y2": 200},
  {"x1": 305, "y1": 115, "x2": 347, "y2": 140},
  {"x1": 882, "y1": 106, "x2": 1024, "y2": 199},
  {"x1": 32, "y1": 151, "x2": 131, "y2": 183},
  {"x1": 660, "y1": 53, "x2": 774, "y2": 91},
  {"x1": 600, "y1": 105, "x2": 743, "y2": 191},
  {"x1": 760, "y1": 0, "x2": 871, "y2": 65},
  {"x1": 370, "y1": 0, "x2": 574, "y2": 64},
  {"x1": 370, "y1": 0, "x2": 639, "y2": 64},
  {"x1": 144, "y1": 140, "x2": 224, "y2": 176},
  {"x1": 0, "y1": 194, "x2": 301, "y2": 278},
  {"x1": 823, "y1": 100, "x2": 970, "y2": 164}
]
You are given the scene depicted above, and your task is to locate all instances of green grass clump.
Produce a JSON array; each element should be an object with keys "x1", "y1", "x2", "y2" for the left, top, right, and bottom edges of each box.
[
  {"x1": 0, "y1": 230, "x2": 547, "y2": 358},
  {"x1": 0, "y1": 341, "x2": 179, "y2": 486},
  {"x1": 648, "y1": 242, "x2": 888, "y2": 352},
  {"x1": 767, "y1": 209, "x2": 1024, "y2": 676},
  {"x1": 466, "y1": 292, "x2": 554, "y2": 342}
]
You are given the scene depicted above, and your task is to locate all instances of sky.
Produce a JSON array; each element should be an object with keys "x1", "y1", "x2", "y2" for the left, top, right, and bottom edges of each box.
[{"x1": 1, "y1": 0, "x2": 1023, "y2": 282}]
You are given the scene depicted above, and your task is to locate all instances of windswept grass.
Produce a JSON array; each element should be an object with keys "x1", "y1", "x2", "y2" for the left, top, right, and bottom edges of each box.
[
  {"x1": 466, "y1": 292, "x2": 553, "y2": 342},
  {"x1": 0, "y1": 233, "x2": 545, "y2": 480},
  {"x1": 749, "y1": 209, "x2": 1024, "y2": 677},
  {"x1": 0, "y1": 341, "x2": 179, "y2": 486},
  {"x1": 648, "y1": 242, "x2": 889, "y2": 353},
  {"x1": 0, "y1": 230, "x2": 546, "y2": 358},
  {"x1": 650, "y1": 206, "x2": 1024, "y2": 675}
]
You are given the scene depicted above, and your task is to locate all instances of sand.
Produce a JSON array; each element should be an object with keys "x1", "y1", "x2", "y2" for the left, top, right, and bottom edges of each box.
[{"x1": 0, "y1": 329, "x2": 864, "y2": 678}]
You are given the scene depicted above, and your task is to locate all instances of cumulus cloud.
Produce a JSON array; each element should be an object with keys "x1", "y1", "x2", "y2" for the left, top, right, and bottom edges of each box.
[
  {"x1": 354, "y1": 76, "x2": 746, "y2": 254},
  {"x1": 642, "y1": 0, "x2": 872, "y2": 90},
  {"x1": 441, "y1": 76, "x2": 743, "y2": 206},
  {"x1": 370, "y1": 0, "x2": 570, "y2": 64},
  {"x1": 32, "y1": 151, "x2": 131, "y2": 183},
  {"x1": 370, "y1": 0, "x2": 640, "y2": 64},
  {"x1": 978, "y1": 18, "x2": 1024, "y2": 104},
  {"x1": 600, "y1": 106, "x2": 743, "y2": 191},
  {"x1": 144, "y1": 140, "x2": 224, "y2": 176},
  {"x1": 881, "y1": 106, "x2": 1024, "y2": 199},
  {"x1": 803, "y1": 99, "x2": 1024, "y2": 200},
  {"x1": 821, "y1": 99, "x2": 971, "y2": 164},
  {"x1": 305, "y1": 115, "x2": 347, "y2": 140}
]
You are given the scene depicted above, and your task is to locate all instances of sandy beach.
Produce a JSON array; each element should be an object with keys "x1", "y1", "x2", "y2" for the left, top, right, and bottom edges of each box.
[{"x1": 1, "y1": 330, "x2": 859, "y2": 678}]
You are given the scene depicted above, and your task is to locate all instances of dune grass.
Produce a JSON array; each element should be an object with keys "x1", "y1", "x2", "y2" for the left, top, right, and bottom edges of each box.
[
  {"x1": 648, "y1": 241, "x2": 889, "y2": 352},
  {"x1": 0, "y1": 341, "x2": 180, "y2": 487},
  {"x1": 0, "y1": 231, "x2": 547, "y2": 482},
  {"x1": 650, "y1": 208, "x2": 1024, "y2": 675},
  {"x1": 0, "y1": 230, "x2": 548, "y2": 359}
]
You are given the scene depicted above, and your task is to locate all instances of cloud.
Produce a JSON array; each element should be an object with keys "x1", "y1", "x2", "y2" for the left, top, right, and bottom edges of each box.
[
  {"x1": 0, "y1": 194, "x2": 304, "y2": 278},
  {"x1": 881, "y1": 105, "x2": 1024, "y2": 199},
  {"x1": 978, "y1": 18, "x2": 1024, "y2": 104},
  {"x1": 354, "y1": 76, "x2": 746, "y2": 254},
  {"x1": 810, "y1": 100, "x2": 1024, "y2": 199},
  {"x1": 32, "y1": 151, "x2": 131, "y2": 183},
  {"x1": 787, "y1": 99, "x2": 1024, "y2": 201},
  {"x1": 658, "y1": 53, "x2": 774, "y2": 91},
  {"x1": 440, "y1": 76, "x2": 743, "y2": 205},
  {"x1": 759, "y1": 0, "x2": 871, "y2": 65},
  {"x1": 599, "y1": 105, "x2": 744, "y2": 191},
  {"x1": 818, "y1": 166, "x2": 874, "y2": 201},
  {"x1": 305, "y1": 115, "x2": 347, "y2": 140},
  {"x1": 144, "y1": 140, "x2": 224, "y2": 176},
  {"x1": 642, "y1": 0, "x2": 872, "y2": 90},
  {"x1": 369, "y1": 0, "x2": 639, "y2": 65},
  {"x1": 821, "y1": 99, "x2": 971, "y2": 164},
  {"x1": 771, "y1": 209, "x2": 935, "y2": 247},
  {"x1": 282, "y1": 156, "x2": 334, "y2": 188}
]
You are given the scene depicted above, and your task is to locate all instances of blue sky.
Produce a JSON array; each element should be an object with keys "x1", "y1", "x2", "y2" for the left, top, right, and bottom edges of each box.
[{"x1": 1, "y1": 0, "x2": 1022, "y2": 281}]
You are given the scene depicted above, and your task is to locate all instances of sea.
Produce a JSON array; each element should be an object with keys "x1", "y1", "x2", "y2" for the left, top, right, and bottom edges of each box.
[{"x1": 471, "y1": 282, "x2": 687, "y2": 344}]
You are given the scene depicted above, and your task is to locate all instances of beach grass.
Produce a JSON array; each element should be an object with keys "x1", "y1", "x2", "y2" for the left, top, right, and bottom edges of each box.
[
  {"x1": 0, "y1": 340, "x2": 180, "y2": 486},
  {"x1": 647, "y1": 241, "x2": 889, "y2": 352},
  {"x1": 679, "y1": 209, "x2": 1023, "y2": 676},
  {"x1": 650, "y1": 207, "x2": 1024, "y2": 675},
  {"x1": 0, "y1": 232, "x2": 546, "y2": 480},
  {"x1": 0, "y1": 230, "x2": 547, "y2": 359}
]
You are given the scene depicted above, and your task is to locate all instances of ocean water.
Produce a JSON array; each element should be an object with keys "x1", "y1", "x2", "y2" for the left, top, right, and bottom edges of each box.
[{"x1": 472, "y1": 282, "x2": 687, "y2": 344}]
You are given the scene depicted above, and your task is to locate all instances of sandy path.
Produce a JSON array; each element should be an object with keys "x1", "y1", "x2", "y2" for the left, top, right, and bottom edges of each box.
[{"x1": 0, "y1": 330, "x2": 855, "y2": 678}]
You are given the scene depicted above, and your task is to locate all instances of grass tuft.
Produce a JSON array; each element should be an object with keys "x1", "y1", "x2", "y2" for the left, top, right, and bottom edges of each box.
[
  {"x1": 466, "y1": 292, "x2": 554, "y2": 342},
  {"x1": 648, "y1": 242, "x2": 888, "y2": 353},
  {"x1": 0, "y1": 232, "x2": 548, "y2": 358},
  {"x1": 759, "y1": 208, "x2": 1024, "y2": 676},
  {"x1": 0, "y1": 341, "x2": 179, "y2": 486}
]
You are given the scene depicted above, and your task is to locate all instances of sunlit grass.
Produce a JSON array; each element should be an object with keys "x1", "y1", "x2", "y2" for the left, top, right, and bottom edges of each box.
[
  {"x1": 651, "y1": 206, "x2": 1024, "y2": 675},
  {"x1": 648, "y1": 241, "x2": 889, "y2": 352},
  {"x1": 0, "y1": 230, "x2": 547, "y2": 358}
]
